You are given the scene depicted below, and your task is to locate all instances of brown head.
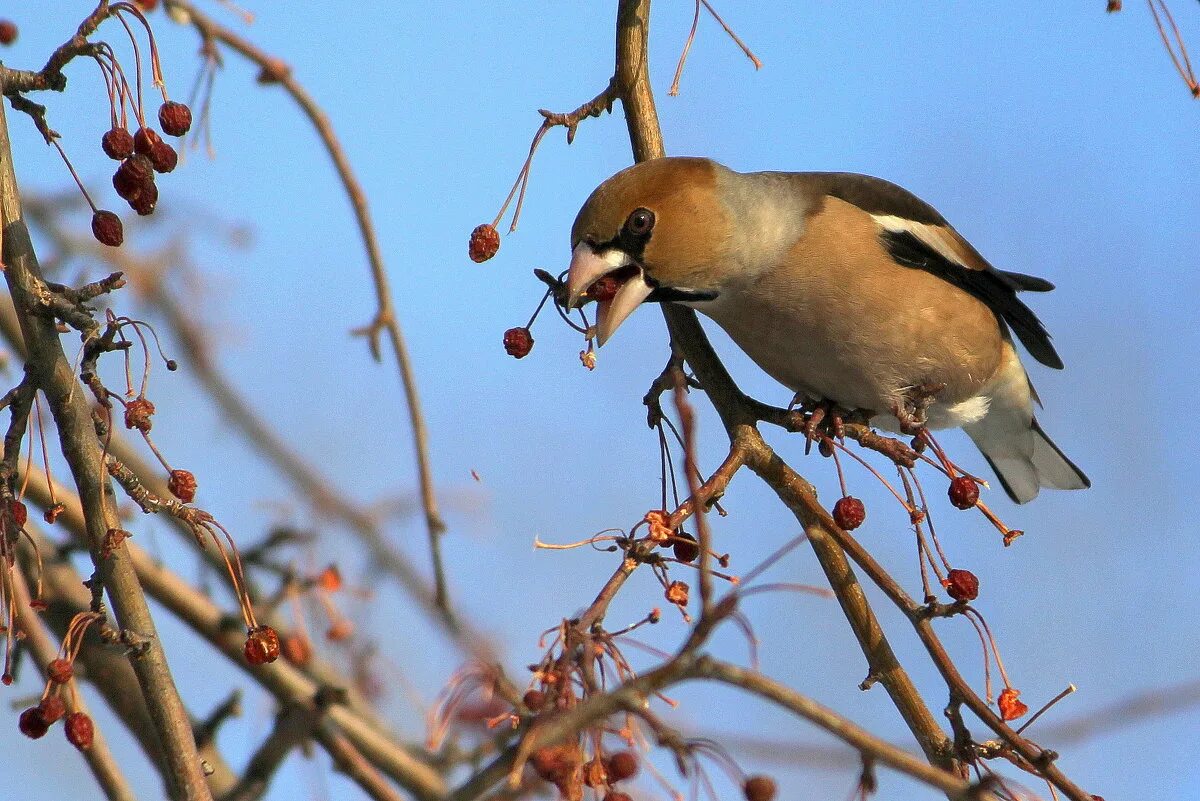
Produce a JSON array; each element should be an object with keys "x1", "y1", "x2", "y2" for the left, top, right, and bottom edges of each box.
[{"x1": 566, "y1": 157, "x2": 735, "y2": 344}]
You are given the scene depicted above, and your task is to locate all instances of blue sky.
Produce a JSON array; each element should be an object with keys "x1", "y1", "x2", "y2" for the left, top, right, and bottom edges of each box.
[{"x1": 2, "y1": 3, "x2": 1198, "y2": 800}]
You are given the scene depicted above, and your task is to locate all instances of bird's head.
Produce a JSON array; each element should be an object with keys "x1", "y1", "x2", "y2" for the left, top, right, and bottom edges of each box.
[{"x1": 566, "y1": 157, "x2": 731, "y2": 345}]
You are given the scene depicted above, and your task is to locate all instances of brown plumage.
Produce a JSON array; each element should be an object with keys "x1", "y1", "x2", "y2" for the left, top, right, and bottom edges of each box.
[{"x1": 566, "y1": 157, "x2": 1089, "y2": 503}]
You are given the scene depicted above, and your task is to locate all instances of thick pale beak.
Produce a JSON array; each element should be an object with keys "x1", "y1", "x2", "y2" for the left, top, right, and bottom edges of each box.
[{"x1": 565, "y1": 242, "x2": 653, "y2": 346}]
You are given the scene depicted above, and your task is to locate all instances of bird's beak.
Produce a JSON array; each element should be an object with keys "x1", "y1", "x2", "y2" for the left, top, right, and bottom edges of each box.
[{"x1": 565, "y1": 242, "x2": 654, "y2": 346}]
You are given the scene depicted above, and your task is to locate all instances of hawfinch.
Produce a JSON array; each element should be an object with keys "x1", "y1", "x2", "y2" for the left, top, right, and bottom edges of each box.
[{"x1": 565, "y1": 157, "x2": 1089, "y2": 504}]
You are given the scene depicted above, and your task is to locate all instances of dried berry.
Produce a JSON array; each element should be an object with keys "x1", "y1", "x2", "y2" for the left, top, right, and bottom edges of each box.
[
  {"x1": 643, "y1": 509, "x2": 672, "y2": 544},
  {"x1": 503, "y1": 327, "x2": 533, "y2": 358},
  {"x1": 136, "y1": 0, "x2": 159, "y2": 9},
  {"x1": 112, "y1": 155, "x2": 154, "y2": 201},
  {"x1": 157, "y1": 101, "x2": 192, "y2": 136},
  {"x1": 817, "y1": 438, "x2": 835, "y2": 458},
  {"x1": 530, "y1": 744, "x2": 579, "y2": 783},
  {"x1": 47, "y1": 658, "x2": 73, "y2": 684},
  {"x1": 317, "y1": 565, "x2": 342, "y2": 592},
  {"x1": 948, "y1": 476, "x2": 980, "y2": 509},
  {"x1": 587, "y1": 275, "x2": 621, "y2": 302},
  {"x1": 579, "y1": 349, "x2": 597, "y2": 371},
  {"x1": 133, "y1": 127, "x2": 161, "y2": 156},
  {"x1": 998, "y1": 687, "x2": 1028, "y2": 721},
  {"x1": 256, "y1": 58, "x2": 291, "y2": 84},
  {"x1": 583, "y1": 757, "x2": 607, "y2": 788},
  {"x1": 522, "y1": 689, "x2": 546, "y2": 712},
  {"x1": 281, "y1": 634, "x2": 313, "y2": 667},
  {"x1": 91, "y1": 210, "x2": 124, "y2": 247},
  {"x1": 130, "y1": 180, "x2": 159, "y2": 216},
  {"x1": 672, "y1": 532, "x2": 699, "y2": 563},
  {"x1": 102, "y1": 527, "x2": 131, "y2": 559},
  {"x1": 101, "y1": 128, "x2": 135, "y2": 160},
  {"x1": 18, "y1": 707, "x2": 49, "y2": 739},
  {"x1": 326, "y1": 619, "x2": 354, "y2": 641},
  {"x1": 468, "y1": 221, "x2": 501, "y2": 262},
  {"x1": 8, "y1": 498, "x2": 28, "y2": 527},
  {"x1": 1106, "y1": 0, "x2": 1121, "y2": 11},
  {"x1": 468, "y1": 223, "x2": 500, "y2": 262},
  {"x1": 43, "y1": 503, "x2": 65, "y2": 524},
  {"x1": 605, "y1": 751, "x2": 638, "y2": 782},
  {"x1": 64, "y1": 711, "x2": 94, "y2": 750},
  {"x1": 832, "y1": 496, "x2": 865, "y2": 530},
  {"x1": 167, "y1": 469, "x2": 197, "y2": 503},
  {"x1": 38, "y1": 696, "x2": 66, "y2": 724},
  {"x1": 744, "y1": 775, "x2": 777, "y2": 801},
  {"x1": 244, "y1": 625, "x2": 280, "y2": 665},
  {"x1": 943, "y1": 568, "x2": 979, "y2": 602},
  {"x1": 123, "y1": 397, "x2": 155, "y2": 432},
  {"x1": 0, "y1": 20, "x2": 17, "y2": 46},
  {"x1": 603, "y1": 794, "x2": 633, "y2": 801},
  {"x1": 149, "y1": 140, "x2": 178, "y2": 173},
  {"x1": 665, "y1": 580, "x2": 689, "y2": 607}
]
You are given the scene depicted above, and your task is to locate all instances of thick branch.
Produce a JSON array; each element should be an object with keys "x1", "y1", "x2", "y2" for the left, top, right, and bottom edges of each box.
[{"x1": 0, "y1": 90, "x2": 212, "y2": 801}]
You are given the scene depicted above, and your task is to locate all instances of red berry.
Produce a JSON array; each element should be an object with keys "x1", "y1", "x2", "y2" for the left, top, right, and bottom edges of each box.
[
  {"x1": 167, "y1": 469, "x2": 197, "y2": 503},
  {"x1": 149, "y1": 140, "x2": 178, "y2": 173},
  {"x1": 91, "y1": 210, "x2": 124, "y2": 247},
  {"x1": 832, "y1": 496, "x2": 865, "y2": 530},
  {"x1": 47, "y1": 658, "x2": 73, "y2": 684},
  {"x1": 672, "y1": 532, "x2": 699, "y2": 563},
  {"x1": 133, "y1": 127, "x2": 161, "y2": 156},
  {"x1": 0, "y1": 20, "x2": 17, "y2": 46},
  {"x1": 64, "y1": 711, "x2": 94, "y2": 750},
  {"x1": 101, "y1": 128, "x2": 135, "y2": 160},
  {"x1": 587, "y1": 275, "x2": 621, "y2": 302},
  {"x1": 603, "y1": 794, "x2": 633, "y2": 801},
  {"x1": 522, "y1": 689, "x2": 546, "y2": 711},
  {"x1": 112, "y1": 155, "x2": 154, "y2": 201},
  {"x1": 123, "y1": 397, "x2": 155, "y2": 432},
  {"x1": 135, "y1": 0, "x2": 159, "y2": 10},
  {"x1": 744, "y1": 775, "x2": 777, "y2": 801},
  {"x1": 503, "y1": 327, "x2": 533, "y2": 358},
  {"x1": 943, "y1": 568, "x2": 979, "y2": 602},
  {"x1": 157, "y1": 101, "x2": 192, "y2": 136},
  {"x1": 1106, "y1": 0, "x2": 1121, "y2": 11},
  {"x1": 8, "y1": 498, "x2": 27, "y2": 527},
  {"x1": 605, "y1": 751, "x2": 638, "y2": 782},
  {"x1": 244, "y1": 625, "x2": 280, "y2": 665},
  {"x1": 468, "y1": 223, "x2": 500, "y2": 262},
  {"x1": 948, "y1": 476, "x2": 979, "y2": 509},
  {"x1": 18, "y1": 707, "x2": 49, "y2": 739},
  {"x1": 38, "y1": 696, "x2": 66, "y2": 724},
  {"x1": 130, "y1": 181, "x2": 159, "y2": 216}
]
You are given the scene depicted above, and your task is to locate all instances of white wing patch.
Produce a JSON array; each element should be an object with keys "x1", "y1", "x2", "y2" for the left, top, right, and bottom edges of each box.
[{"x1": 871, "y1": 214, "x2": 968, "y2": 270}]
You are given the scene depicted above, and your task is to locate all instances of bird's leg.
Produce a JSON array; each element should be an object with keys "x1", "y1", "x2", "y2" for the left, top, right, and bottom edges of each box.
[{"x1": 890, "y1": 382, "x2": 946, "y2": 435}]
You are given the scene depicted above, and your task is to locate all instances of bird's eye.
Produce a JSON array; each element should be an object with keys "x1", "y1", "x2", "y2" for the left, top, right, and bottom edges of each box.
[{"x1": 625, "y1": 208, "x2": 655, "y2": 236}]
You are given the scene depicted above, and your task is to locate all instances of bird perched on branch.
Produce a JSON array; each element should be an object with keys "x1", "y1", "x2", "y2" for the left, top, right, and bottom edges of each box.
[{"x1": 565, "y1": 157, "x2": 1089, "y2": 503}]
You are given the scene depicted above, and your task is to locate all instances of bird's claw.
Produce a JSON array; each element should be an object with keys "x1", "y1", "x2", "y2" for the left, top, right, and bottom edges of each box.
[{"x1": 890, "y1": 382, "x2": 946, "y2": 435}]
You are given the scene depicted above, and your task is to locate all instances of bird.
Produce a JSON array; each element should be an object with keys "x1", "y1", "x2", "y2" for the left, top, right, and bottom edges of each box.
[{"x1": 564, "y1": 156, "x2": 1089, "y2": 504}]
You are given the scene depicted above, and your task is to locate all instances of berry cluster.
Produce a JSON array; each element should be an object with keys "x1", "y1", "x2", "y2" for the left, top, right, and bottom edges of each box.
[{"x1": 17, "y1": 613, "x2": 101, "y2": 750}]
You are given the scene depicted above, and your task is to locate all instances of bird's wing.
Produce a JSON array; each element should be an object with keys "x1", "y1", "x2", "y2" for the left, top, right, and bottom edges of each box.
[{"x1": 810, "y1": 173, "x2": 1063, "y2": 370}]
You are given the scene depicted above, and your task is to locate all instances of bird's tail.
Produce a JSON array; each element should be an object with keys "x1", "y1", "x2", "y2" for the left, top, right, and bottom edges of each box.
[{"x1": 964, "y1": 406, "x2": 1090, "y2": 504}]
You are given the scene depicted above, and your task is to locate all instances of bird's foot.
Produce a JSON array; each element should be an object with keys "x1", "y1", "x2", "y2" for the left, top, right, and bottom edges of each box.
[
  {"x1": 791, "y1": 397, "x2": 854, "y2": 453},
  {"x1": 890, "y1": 382, "x2": 946, "y2": 435}
]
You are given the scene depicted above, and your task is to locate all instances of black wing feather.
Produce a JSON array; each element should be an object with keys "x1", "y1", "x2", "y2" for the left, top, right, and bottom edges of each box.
[{"x1": 881, "y1": 228, "x2": 1064, "y2": 369}]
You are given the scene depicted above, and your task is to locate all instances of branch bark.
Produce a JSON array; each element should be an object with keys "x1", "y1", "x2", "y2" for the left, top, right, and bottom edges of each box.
[{"x1": 0, "y1": 93, "x2": 212, "y2": 801}]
